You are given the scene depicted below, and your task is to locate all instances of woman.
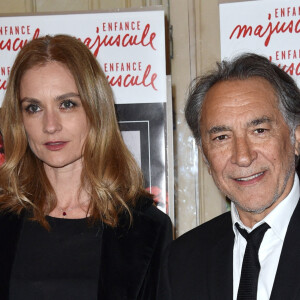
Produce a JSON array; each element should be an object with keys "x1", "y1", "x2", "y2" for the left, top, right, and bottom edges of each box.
[{"x1": 0, "y1": 34, "x2": 172, "y2": 300}]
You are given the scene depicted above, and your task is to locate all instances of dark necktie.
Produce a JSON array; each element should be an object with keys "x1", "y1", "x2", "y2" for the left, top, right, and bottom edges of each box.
[{"x1": 235, "y1": 222, "x2": 270, "y2": 300}]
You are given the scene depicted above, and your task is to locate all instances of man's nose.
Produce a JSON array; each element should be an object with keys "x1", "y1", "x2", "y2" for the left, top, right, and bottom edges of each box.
[
  {"x1": 231, "y1": 136, "x2": 257, "y2": 167},
  {"x1": 43, "y1": 110, "x2": 62, "y2": 134}
]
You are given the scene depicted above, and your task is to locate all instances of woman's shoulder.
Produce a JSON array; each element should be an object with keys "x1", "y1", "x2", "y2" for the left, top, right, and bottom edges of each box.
[
  {"x1": 0, "y1": 209, "x2": 22, "y2": 222},
  {"x1": 0, "y1": 210, "x2": 23, "y2": 241},
  {"x1": 133, "y1": 196, "x2": 172, "y2": 227}
]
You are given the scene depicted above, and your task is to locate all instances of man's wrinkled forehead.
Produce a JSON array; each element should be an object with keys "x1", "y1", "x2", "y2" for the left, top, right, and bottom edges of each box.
[
  {"x1": 200, "y1": 77, "x2": 282, "y2": 124},
  {"x1": 199, "y1": 78, "x2": 287, "y2": 140}
]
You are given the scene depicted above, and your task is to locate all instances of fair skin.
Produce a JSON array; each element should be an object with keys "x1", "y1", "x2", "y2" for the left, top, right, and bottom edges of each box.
[
  {"x1": 200, "y1": 77, "x2": 300, "y2": 228},
  {"x1": 20, "y1": 61, "x2": 90, "y2": 218}
]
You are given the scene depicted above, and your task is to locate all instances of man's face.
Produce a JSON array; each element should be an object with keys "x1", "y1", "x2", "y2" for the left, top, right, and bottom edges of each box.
[{"x1": 200, "y1": 77, "x2": 300, "y2": 225}]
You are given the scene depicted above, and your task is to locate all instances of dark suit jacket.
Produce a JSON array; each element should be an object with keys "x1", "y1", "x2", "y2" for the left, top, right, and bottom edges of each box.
[
  {"x1": 0, "y1": 198, "x2": 173, "y2": 300},
  {"x1": 158, "y1": 199, "x2": 300, "y2": 300}
]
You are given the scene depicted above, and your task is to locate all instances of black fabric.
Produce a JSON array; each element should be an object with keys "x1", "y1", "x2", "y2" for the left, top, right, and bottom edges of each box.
[
  {"x1": 9, "y1": 216, "x2": 102, "y2": 300},
  {"x1": 157, "y1": 212, "x2": 234, "y2": 300},
  {"x1": 235, "y1": 223, "x2": 270, "y2": 300},
  {"x1": 98, "y1": 201, "x2": 173, "y2": 300},
  {"x1": 0, "y1": 212, "x2": 23, "y2": 299},
  {"x1": 157, "y1": 198, "x2": 300, "y2": 300},
  {"x1": 0, "y1": 196, "x2": 173, "y2": 300}
]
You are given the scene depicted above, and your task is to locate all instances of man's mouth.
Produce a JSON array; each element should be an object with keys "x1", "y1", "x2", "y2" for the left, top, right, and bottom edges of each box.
[{"x1": 235, "y1": 172, "x2": 265, "y2": 182}]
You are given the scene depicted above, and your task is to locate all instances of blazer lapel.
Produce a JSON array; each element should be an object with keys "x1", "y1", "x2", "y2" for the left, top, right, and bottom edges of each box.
[
  {"x1": 270, "y1": 199, "x2": 300, "y2": 300},
  {"x1": 209, "y1": 213, "x2": 234, "y2": 300},
  {"x1": 0, "y1": 212, "x2": 23, "y2": 300},
  {"x1": 98, "y1": 207, "x2": 162, "y2": 300}
]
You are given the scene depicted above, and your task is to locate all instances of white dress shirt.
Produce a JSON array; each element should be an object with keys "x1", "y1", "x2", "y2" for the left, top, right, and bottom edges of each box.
[{"x1": 232, "y1": 174, "x2": 300, "y2": 300}]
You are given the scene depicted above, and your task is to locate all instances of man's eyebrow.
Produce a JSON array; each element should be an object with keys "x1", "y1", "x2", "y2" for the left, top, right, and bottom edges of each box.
[
  {"x1": 207, "y1": 125, "x2": 231, "y2": 135},
  {"x1": 247, "y1": 116, "x2": 272, "y2": 127},
  {"x1": 56, "y1": 93, "x2": 80, "y2": 101},
  {"x1": 206, "y1": 117, "x2": 272, "y2": 134}
]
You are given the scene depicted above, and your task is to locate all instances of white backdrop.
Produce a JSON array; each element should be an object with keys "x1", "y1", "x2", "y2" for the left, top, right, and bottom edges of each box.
[
  {"x1": 220, "y1": 0, "x2": 300, "y2": 86},
  {"x1": 0, "y1": 10, "x2": 166, "y2": 104}
]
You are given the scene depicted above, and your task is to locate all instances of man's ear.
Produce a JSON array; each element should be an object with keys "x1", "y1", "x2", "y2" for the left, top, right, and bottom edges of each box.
[
  {"x1": 206, "y1": 165, "x2": 212, "y2": 175},
  {"x1": 295, "y1": 125, "x2": 300, "y2": 156},
  {"x1": 198, "y1": 145, "x2": 211, "y2": 175}
]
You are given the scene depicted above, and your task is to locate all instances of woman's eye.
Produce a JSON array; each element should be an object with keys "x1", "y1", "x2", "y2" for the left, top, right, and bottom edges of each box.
[
  {"x1": 25, "y1": 104, "x2": 41, "y2": 114},
  {"x1": 60, "y1": 100, "x2": 76, "y2": 109}
]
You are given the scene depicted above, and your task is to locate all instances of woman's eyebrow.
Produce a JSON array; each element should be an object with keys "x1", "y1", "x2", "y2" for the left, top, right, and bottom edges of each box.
[
  {"x1": 20, "y1": 97, "x2": 40, "y2": 104},
  {"x1": 56, "y1": 93, "x2": 80, "y2": 101}
]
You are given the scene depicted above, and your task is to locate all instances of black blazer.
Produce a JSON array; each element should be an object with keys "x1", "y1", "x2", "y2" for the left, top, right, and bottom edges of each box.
[
  {"x1": 0, "y1": 198, "x2": 173, "y2": 300},
  {"x1": 158, "y1": 199, "x2": 300, "y2": 300}
]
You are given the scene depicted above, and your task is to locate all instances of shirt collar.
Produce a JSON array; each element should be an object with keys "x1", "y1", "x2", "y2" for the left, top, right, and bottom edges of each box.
[{"x1": 232, "y1": 173, "x2": 300, "y2": 240}]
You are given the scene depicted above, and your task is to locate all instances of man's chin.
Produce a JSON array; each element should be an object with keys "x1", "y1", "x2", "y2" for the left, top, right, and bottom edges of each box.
[{"x1": 232, "y1": 198, "x2": 277, "y2": 215}]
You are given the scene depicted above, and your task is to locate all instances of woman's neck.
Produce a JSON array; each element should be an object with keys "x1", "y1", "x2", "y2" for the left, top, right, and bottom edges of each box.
[{"x1": 44, "y1": 162, "x2": 90, "y2": 219}]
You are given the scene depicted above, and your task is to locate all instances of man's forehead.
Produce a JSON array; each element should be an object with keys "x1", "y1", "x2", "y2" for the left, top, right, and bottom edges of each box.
[
  {"x1": 201, "y1": 78, "x2": 280, "y2": 114},
  {"x1": 204, "y1": 77, "x2": 277, "y2": 101},
  {"x1": 199, "y1": 78, "x2": 286, "y2": 132}
]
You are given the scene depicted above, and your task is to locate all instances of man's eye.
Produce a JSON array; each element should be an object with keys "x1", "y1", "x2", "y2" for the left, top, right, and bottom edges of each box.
[
  {"x1": 60, "y1": 100, "x2": 76, "y2": 109},
  {"x1": 25, "y1": 104, "x2": 41, "y2": 114},
  {"x1": 255, "y1": 128, "x2": 267, "y2": 134},
  {"x1": 213, "y1": 135, "x2": 227, "y2": 141}
]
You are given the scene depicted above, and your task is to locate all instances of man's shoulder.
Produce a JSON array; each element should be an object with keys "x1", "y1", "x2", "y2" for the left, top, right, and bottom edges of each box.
[
  {"x1": 161, "y1": 211, "x2": 233, "y2": 292},
  {"x1": 170, "y1": 211, "x2": 232, "y2": 255}
]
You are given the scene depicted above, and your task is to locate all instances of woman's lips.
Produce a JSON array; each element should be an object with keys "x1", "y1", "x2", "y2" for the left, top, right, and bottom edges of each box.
[
  {"x1": 234, "y1": 171, "x2": 265, "y2": 185},
  {"x1": 44, "y1": 141, "x2": 68, "y2": 151}
]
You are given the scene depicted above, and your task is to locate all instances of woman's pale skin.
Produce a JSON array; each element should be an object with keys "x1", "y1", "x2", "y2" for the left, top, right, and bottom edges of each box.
[{"x1": 20, "y1": 61, "x2": 90, "y2": 219}]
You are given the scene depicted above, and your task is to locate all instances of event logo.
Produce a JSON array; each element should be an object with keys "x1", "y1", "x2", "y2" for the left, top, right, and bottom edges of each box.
[
  {"x1": 0, "y1": 26, "x2": 41, "y2": 91},
  {"x1": 82, "y1": 22, "x2": 158, "y2": 90},
  {"x1": 222, "y1": 4, "x2": 300, "y2": 80},
  {"x1": 84, "y1": 23, "x2": 156, "y2": 57},
  {"x1": 0, "y1": 21, "x2": 159, "y2": 92},
  {"x1": 0, "y1": 27, "x2": 40, "y2": 51},
  {"x1": 230, "y1": 13, "x2": 300, "y2": 47}
]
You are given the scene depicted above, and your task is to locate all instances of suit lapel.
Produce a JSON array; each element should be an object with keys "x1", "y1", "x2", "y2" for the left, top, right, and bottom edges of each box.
[
  {"x1": 98, "y1": 206, "x2": 161, "y2": 300},
  {"x1": 270, "y1": 199, "x2": 300, "y2": 300},
  {"x1": 0, "y1": 212, "x2": 23, "y2": 300},
  {"x1": 209, "y1": 213, "x2": 234, "y2": 300}
]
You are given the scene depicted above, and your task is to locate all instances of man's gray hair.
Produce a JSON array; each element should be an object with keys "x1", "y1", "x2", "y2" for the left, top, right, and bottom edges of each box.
[{"x1": 185, "y1": 53, "x2": 300, "y2": 148}]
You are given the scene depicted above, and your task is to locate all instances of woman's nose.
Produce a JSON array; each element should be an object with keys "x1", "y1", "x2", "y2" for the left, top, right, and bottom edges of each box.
[{"x1": 43, "y1": 110, "x2": 62, "y2": 134}]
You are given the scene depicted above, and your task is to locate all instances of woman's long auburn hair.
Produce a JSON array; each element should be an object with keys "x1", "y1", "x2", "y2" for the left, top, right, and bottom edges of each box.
[{"x1": 0, "y1": 34, "x2": 150, "y2": 227}]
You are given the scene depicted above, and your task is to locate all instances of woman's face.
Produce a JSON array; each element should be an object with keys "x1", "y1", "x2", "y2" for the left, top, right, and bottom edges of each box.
[{"x1": 20, "y1": 61, "x2": 89, "y2": 170}]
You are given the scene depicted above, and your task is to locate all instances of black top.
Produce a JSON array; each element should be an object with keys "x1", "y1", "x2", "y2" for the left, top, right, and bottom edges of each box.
[{"x1": 9, "y1": 216, "x2": 102, "y2": 300}]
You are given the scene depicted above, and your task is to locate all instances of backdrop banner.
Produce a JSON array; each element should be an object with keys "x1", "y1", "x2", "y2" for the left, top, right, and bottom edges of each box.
[{"x1": 220, "y1": 0, "x2": 300, "y2": 86}]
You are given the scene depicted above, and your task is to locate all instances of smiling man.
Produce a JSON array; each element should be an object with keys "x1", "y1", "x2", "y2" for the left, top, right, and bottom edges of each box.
[{"x1": 158, "y1": 53, "x2": 300, "y2": 300}]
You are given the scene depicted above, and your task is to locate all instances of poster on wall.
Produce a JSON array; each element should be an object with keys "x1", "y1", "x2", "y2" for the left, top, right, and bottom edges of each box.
[
  {"x1": 219, "y1": 0, "x2": 300, "y2": 86},
  {"x1": 0, "y1": 10, "x2": 171, "y2": 214}
]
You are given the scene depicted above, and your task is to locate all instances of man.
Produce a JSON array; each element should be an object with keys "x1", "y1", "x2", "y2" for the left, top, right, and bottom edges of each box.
[{"x1": 158, "y1": 53, "x2": 300, "y2": 300}]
